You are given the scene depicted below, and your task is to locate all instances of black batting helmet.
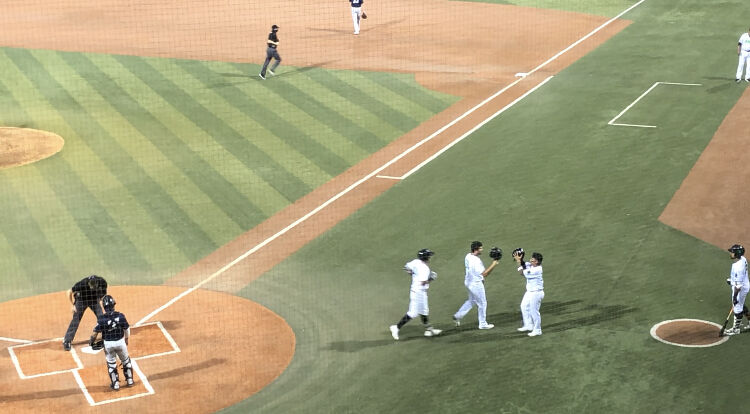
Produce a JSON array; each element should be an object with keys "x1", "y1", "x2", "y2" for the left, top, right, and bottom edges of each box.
[
  {"x1": 729, "y1": 244, "x2": 745, "y2": 258},
  {"x1": 417, "y1": 248, "x2": 434, "y2": 260},
  {"x1": 102, "y1": 295, "x2": 116, "y2": 312}
]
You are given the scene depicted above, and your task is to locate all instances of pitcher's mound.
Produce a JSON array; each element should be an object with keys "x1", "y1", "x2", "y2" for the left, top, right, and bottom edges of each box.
[
  {"x1": 651, "y1": 319, "x2": 729, "y2": 347},
  {"x1": 0, "y1": 127, "x2": 64, "y2": 169}
]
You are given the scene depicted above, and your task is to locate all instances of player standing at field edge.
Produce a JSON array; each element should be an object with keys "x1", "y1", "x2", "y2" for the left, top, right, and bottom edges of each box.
[
  {"x1": 724, "y1": 244, "x2": 749, "y2": 335},
  {"x1": 389, "y1": 249, "x2": 442, "y2": 340},
  {"x1": 736, "y1": 27, "x2": 750, "y2": 82},
  {"x1": 349, "y1": 0, "x2": 364, "y2": 35},
  {"x1": 259, "y1": 25, "x2": 281, "y2": 80}
]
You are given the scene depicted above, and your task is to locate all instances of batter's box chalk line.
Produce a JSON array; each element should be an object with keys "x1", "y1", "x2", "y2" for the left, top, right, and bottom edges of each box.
[{"x1": 608, "y1": 81, "x2": 702, "y2": 128}]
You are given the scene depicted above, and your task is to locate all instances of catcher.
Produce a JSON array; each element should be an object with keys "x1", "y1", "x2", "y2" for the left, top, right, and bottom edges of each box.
[{"x1": 90, "y1": 295, "x2": 134, "y2": 390}]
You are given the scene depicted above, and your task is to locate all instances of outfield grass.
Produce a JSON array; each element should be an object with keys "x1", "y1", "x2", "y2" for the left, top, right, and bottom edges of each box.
[{"x1": 454, "y1": 0, "x2": 637, "y2": 17}]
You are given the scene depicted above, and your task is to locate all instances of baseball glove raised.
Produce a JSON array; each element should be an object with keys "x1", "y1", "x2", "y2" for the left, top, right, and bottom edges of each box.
[
  {"x1": 489, "y1": 247, "x2": 503, "y2": 261},
  {"x1": 361, "y1": 12, "x2": 368, "y2": 19},
  {"x1": 512, "y1": 248, "x2": 525, "y2": 260}
]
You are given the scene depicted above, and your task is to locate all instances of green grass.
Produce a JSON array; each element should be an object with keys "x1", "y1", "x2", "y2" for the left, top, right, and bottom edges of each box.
[
  {"x1": 0, "y1": 48, "x2": 457, "y2": 299},
  {"x1": 453, "y1": 0, "x2": 638, "y2": 17}
]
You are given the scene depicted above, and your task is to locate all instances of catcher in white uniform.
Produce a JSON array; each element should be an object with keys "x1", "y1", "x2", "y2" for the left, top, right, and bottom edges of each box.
[
  {"x1": 724, "y1": 244, "x2": 749, "y2": 335},
  {"x1": 513, "y1": 248, "x2": 545, "y2": 337},
  {"x1": 389, "y1": 249, "x2": 442, "y2": 340},
  {"x1": 453, "y1": 241, "x2": 500, "y2": 330},
  {"x1": 736, "y1": 27, "x2": 750, "y2": 82}
]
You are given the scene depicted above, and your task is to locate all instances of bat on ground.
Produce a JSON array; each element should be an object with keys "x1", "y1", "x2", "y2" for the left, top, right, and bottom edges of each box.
[{"x1": 719, "y1": 307, "x2": 734, "y2": 337}]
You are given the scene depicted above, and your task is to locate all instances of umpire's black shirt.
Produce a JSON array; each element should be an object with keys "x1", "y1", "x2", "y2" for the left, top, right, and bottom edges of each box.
[
  {"x1": 72, "y1": 276, "x2": 107, "y2": 304},
  {"x1": 267, "y1": 31, "x2": 279, "y2": 48}
]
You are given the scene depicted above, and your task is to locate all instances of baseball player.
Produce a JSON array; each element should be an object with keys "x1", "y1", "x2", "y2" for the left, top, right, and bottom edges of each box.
[
  {"x1": 453, "y1": 241, "x2": 499, "y2": 330},
  {"x1": 389, "y1": 249, "x2": 442, "y2": 340},
  {"x1": 349, "y1": 0, "x2": 365, "y2": 35},
  {"x1": 259, "y1": 24, "x2": 281, "y2": 80},
  {"x1": 513, "y1": 249, "x2": 545, "y2": 337},
  {"x1": 63, "y1": 275, "x2": 107, "y2": 351},
  {"x1": 724, "y1": 244, "x2": 749, "y2": 335},
  {"x1": 736, "y1": 27, "x2": 750, "y2": 83},
  {"x1": 90, "y1": 295, "x2": 134, "y2": 390}
]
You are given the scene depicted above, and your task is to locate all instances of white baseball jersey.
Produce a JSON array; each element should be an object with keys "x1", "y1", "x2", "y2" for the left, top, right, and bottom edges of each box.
[
  {"x1": 521, "y1": 263, "x2": 544, "y2": 292},
  {"x1": 730, "y1": 256, "x2": 749, "y2": 289},
  {"x1": 740, "y1": 33, "x2": 750, "y2": 52},
  {"x1": 464, "y1": 253, "x2": 485, "y2": 284},
  {"x1": 405, "y1": 258, "x2": 430, "y2": 291}
]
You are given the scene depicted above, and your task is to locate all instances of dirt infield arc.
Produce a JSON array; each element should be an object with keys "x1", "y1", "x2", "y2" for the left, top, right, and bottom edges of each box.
[{"x1": 0, "y1": 286, "x2": 294, "y2": 412}]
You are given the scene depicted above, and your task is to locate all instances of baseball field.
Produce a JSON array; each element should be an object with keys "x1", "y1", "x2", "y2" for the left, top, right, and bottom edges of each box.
[{"x1": 1, "y1": 0, "x2": 750, "y2": 412}]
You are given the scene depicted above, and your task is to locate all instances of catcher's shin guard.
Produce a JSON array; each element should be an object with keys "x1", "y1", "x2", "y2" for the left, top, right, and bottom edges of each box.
[
  {"x1": 108, "y1": 361, "x2": 119, "y2": 387},
  {"x1": 122, "y1": 357, "x2": 134, "y2": 383}
]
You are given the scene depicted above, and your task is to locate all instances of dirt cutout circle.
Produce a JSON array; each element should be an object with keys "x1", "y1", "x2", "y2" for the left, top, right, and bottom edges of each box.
[
  {"x1": 650, "y1": 319, "x2": 729, "y2": 347},
  {"x1": 0, "y1": 127, "x2": 64, "y2": 169},
  {"x1": 0, "y1": 286, "x2": 295, "y2": 412}
]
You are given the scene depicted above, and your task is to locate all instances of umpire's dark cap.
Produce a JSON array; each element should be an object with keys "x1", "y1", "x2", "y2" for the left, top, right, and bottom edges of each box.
[{"x1": 272, "y1": 24, "x2": 279, "y2": 30}]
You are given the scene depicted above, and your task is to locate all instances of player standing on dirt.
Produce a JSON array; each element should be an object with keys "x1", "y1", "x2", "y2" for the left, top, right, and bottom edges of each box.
[
  {"x1": 349, "y1": 0, "x2": 365, "y2": 35},
  {"x1": 63, "y1": 275, "x2": 107, "y2": 351},
  {"x1": 259, "y1": 24, "x2": 281, "y2": 80},
  {"x1": 90, "y1": 295, "x2": 134, "y2": 391}
]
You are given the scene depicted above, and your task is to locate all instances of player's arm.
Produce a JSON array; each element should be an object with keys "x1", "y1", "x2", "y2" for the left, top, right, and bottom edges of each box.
[
  {"x1": 67, "y1": 289, "x2": 76, "y2": 312},
  {"x1": 481, "y1": 260, "x2": 498, "y2": 278}
]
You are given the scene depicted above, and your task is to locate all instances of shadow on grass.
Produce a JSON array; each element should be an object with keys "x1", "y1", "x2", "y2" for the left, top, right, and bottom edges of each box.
[{"x1": 209, "y1": 60, "x2": 339, "y2": 87}]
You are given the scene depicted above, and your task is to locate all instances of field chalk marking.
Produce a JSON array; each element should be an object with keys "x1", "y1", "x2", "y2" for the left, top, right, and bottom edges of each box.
[
  {"x1": 608, "y1": 81, "x2": 702, "y2": 128},
  {"x1": 650, "y1": 319, "x2": 729, "y2": 348}
]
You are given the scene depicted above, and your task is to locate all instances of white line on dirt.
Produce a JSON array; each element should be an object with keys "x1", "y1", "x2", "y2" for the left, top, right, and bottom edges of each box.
[{"x1": 137, "y1": 0, "x2": 650, "y2": 326}]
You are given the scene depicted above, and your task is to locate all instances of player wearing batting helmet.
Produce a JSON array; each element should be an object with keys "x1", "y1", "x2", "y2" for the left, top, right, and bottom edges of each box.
[
  {"x1": 725, "y1": 244, "x2": 749, "y2": 335},
  {"x1": 389, "y1": 249, "x2": 441, "y2": 340}
]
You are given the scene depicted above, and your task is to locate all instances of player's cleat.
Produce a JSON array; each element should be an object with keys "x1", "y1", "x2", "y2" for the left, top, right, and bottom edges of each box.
[
  {"x1": 424, "y1": 328, "x2": 442, "y2": 337},
  {"x1": 127, "y1": 378, "x2": 134, "y2": 387},
  {"x1": 111, "y1": 381, "x2": 120, "y2": 391},
  {"x1": 268, "y1": 69, "x2": 275, "y2": 76},
  {"x1": 478, "y1": 323, "x2": 495, "y2": 330},
  {"x1": 389, "y1": 325, "x2": 399, "y2": 340},
  {"x1": 63, "y1": 341, "x2": 71, "y2": 351},
  {"x1": 453, "y1": 316, "x2": 461, "y2": 327},
  {"x1": 528, "y1": 331, "x2": 542, "y2": 337},
  {"x1": 725, "y1": 327, "x2": 741, "y2": 336},
  {"x1": 737, "y1": 79, "x2": 742, "y2": 83},
  {"x1": 517, "y1": 326, "x2": 533, "y2": 332},
  {"x1": 259, "y1": 73, "x2": 265, "y2": 80}
]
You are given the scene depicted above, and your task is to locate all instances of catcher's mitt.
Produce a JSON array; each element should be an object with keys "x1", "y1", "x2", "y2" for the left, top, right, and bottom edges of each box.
[
  {"x1": 89, "y1": 337, "x2": 104, "y2": 350},
  {"x1": 361, "y1": 12, "x2": 367, "y2": 19},
  {"x1": 489, "y1": 247, "x2": 503, "y2": 261}
]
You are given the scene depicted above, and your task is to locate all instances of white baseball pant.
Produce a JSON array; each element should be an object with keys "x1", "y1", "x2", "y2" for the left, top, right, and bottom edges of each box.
[
  {"x1": 732, "y1": 286, "x2": 749, "y2": 314},
  {"x1": 455, "y1": 281, "x2": 489, "y2": 326},
  {"x1": 737, "y1": 50, "x2": 750, "y2": 81},
  {"x1": 407, "y1": 289, "x2": 429, "y2": 318},
  {"x1": 351, "y1": 7, "x2": 362, "y2": 34},
  {"x1": 521, "y1": 290, "x2": 545, "y2": 333}
]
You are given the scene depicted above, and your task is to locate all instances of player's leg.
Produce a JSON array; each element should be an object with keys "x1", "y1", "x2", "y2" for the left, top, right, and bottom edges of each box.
[
  {"x1": 115, "y1": 341, "x2": 134, "y2": 386},
  {"x1": 417, "y1": 292, "x2": 440, "y2": 336},
  {"x1": 453, "y1": 285, "x2": 474, "y2": 322},
  {"x1": 260, "y1": 48, "x2": 273, "y2": 78},
  {"x1": 727, "y1": 289, "x2": 748, "y2": 335},
  {"x1": 269, "y1": 50, "x2": 282, "y2": 74},
  {"x1": 517, "y1": 292, "x2": 533, "y2": 331},
  {"x1": 738, "y1": 53, "x2": 747, "y2": 81},
  {"x1": 351, "y1": 8, "x2": 360, "y2": 34},
  {"x1": 475, "y1": 284, "x2": 492, "y2": 329},
  {"x1": 527, "y1": 291, "x2": 545, "y2": 336},
  {"x1": 63, "y1": 301, "x2": 87, "y2": 349},
  {"x1": 390, "y1": 290, "x2": 417, "y2": 340},
  {"x1": 105, "y1": 347, "x2": 120, "y2": 390},
  {"x1": 744, "y1": 53, "x2": 750, "y2": 81}
]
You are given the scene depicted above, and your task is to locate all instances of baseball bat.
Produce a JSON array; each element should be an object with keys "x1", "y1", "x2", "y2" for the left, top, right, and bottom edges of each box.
[{"x1": 719, "y1": 306, "x2": 734, "y2": 337}]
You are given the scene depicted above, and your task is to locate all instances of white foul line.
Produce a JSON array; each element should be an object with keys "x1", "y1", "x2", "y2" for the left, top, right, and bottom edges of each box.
[
  {"x1": 0, "y1": 336, "x2": 32, "y2": 344},
  {"x1": 608, "y1": 81, "x2": 702, "y2": 127},
  {"x1": 136, "y1": 0, "x2": 649, "y2": 326}
]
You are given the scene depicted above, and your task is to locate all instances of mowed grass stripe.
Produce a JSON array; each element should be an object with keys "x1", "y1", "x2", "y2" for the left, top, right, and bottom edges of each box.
[
  {"x1": 62, "y1": 52, "x2": 265, "y2": 235},
  {"x1": 94, "y1": 55, "x2": 289, "y2": 218},
  {"x1": 113, "y1": 56, "x2": 314, "y2": 199},
  {"x1": 227, "y1": 63, "x2": 383, "y2": 156},
  {"x1": 367, "y1": 72, "x2": 457, "y2": 114},
  {"x1": 2, "y1": 49, "x2": 151, "y2": 273},
  {"x1": 0, "y1": 170, "x2": 70, "y2": 280},
  {"x1": 174, "y1": 59, "x2": 350, "y2": 178},
  {"x1": 151, "y1": 59, "x2": 330, "y2": 192},
  {"x1": 340, "y1": 72, "x2": 440, "y2": 123},
  {"x1": 304, "y1": 70, "x2": 419, "y2": 132},
  {"x1": 42, "y1": 52, "x2": 242, "y2": 249}
]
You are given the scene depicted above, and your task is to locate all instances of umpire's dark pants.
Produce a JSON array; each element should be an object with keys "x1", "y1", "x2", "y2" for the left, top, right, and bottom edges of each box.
[
  {"x1": 64, "y1": 301, "x2": 103, "y2": 343},
  {"x1": 260, "y1": 47, "x2": 281, "y2": 76}
]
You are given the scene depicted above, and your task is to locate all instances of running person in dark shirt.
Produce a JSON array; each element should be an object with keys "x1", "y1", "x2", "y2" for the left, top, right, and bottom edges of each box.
[
  {"x1": 63, "y1": 275, "x2": 107, "y2": 351},
  {"x1": 90, "y1": 295, "x2": 134, "y2": 390},
  {"x1": 259, "y1": 24, "x2": 281, "y2": 80}
]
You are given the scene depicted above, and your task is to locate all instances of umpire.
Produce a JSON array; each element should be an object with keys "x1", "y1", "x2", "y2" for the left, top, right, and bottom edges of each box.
[
  {"x1": 63, "y1": 274, "x2": 107, "y2": 351},
  {"x1": 259, "y1": 24, "x2": 281, "y2": 80}
]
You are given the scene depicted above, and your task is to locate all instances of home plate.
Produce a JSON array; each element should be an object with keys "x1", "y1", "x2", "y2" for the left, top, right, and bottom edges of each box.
[{"x1": 81, "y1": 346, "x2": 102, "y2": 354}]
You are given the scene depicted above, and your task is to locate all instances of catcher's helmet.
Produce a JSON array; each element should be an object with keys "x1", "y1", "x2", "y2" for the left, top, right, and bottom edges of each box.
[
  {"x1": 417, "y1": 248, "x2": 434, "y2": 260},
  {"x1": 102, "y1": 295, "x2": 116, "y2": 311},
  {"x1": 729, "y1": 244, "x2": 745, "y2": 258}
]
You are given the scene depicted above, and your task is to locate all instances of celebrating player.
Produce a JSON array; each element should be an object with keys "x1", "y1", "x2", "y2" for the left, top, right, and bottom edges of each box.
[
  {"x1": 453, "y1": 241, "x2": 499, "y2": 330},
  {"x1": 389, "y1": 249, "x2": 442, "y2": 340},
  {"x1": 513, "y1": 249, "x2": 545, "y2": 337}
]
